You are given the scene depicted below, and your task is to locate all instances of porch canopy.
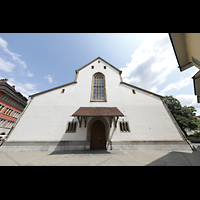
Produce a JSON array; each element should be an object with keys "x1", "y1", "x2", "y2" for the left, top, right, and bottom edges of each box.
[{"x1": 72, "y1": 107, "x2": 124, "y2": 128}]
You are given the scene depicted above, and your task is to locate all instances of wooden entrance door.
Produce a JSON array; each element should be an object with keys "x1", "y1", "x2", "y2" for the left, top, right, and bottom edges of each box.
[{"x1": 90, "y1": 120, "x2": 106, "y2": 150}]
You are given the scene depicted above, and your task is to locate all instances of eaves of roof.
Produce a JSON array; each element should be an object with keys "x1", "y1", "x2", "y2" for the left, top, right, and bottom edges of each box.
[
  {"x1": 75, "y1": 57, "x2": 122, "y2": 74},
  {"x1": 0, "y1": 82, "x2": 27, "y2": 106},
  {"x1": 120, "y1": 81, "x2": 164, "y2": 99},
  {"x1": 30, "y1": 57, "x2": 122, "y2": 98},
  {"x1": 72, "y1": 107, "x2": 124, "y2": 117},
  {"x1": 29, "y1": 81, "x2": 77, "y2": 98},
  {"x1": 168, "y1": 33, "x2": 193, "y2": 72}
]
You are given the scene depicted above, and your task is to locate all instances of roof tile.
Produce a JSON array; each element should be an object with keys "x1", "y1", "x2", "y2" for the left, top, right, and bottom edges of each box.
[{"x1": 72, "y1": 107, "x2": 124, "y2": 117}]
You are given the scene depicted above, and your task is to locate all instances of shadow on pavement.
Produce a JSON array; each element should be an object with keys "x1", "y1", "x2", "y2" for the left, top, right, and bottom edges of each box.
[
  {"x1": 146, "y1": 151, "x2": 200, "y2": 166},
  {"x1": 49, "y1": 149, "x2": 111, "y2": 155}
]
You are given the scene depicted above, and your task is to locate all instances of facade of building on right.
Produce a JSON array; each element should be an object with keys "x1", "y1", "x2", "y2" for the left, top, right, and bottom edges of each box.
[{"x1": 169, "y1": 33, "x2": 200, "y2": 103}]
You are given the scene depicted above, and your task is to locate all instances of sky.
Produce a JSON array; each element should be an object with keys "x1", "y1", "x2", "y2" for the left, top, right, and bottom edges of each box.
[{"x1": 0, "y1": 33, "x2": 199, "y2": 115}]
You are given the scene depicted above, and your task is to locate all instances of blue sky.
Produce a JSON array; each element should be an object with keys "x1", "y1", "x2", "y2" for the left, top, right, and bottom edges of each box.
[{"x1": 0, "y1": 33, "x2": 199, "y2": 115}]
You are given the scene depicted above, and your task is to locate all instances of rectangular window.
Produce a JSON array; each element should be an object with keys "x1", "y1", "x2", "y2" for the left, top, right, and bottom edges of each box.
[
  {"x1": 61, "y1": 89, "x2": 65, "y2": 93},
  {"x1": 12, "y1": 111, "x2": 21, "y2": 118},
  {"x1": 0, "y1": 118, "x2": 7, "y2": 127},
  {"x1": 3, "y1": 107, "x2": 14, "y2": 116},
  {"x1": 132, "y1": 89, "x2": 136, "y2": 94},
  {"x1": 0, "y1": 104, "x2": 5, "y2": 112},
  {"x1": 119, "y1": 121, "x2": 131, "y2": 132},
  {"x1": 1, "y1": 94, "x2": 11, "y2": 103},
  {"x1": 10, "y1": 100, "x2": 19, "y2": 107},
  {"x1": 4, "y1": 120, "x2": 15, "y2": 128},
  {"x1": 66, "y1": 122, "x2": 77, "y2": 133},
  {"x1": 18, "y1": 104, "x2": 25, "y2": 110}
]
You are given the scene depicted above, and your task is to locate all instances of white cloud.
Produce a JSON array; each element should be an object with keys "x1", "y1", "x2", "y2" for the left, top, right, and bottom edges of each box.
[
  {"x1": 160, "y1": 77, "x2": 192, "y2": 95},
  {"x1": 176, "y1": 94, "x2": 200, "y2": 115},
  {"x1": 120, "y1": 33, "x2": 178, "y2": 93},
  {"x1": 27, "y1": 70, "x2": 33, "y2": 77},
  {"x1": 7, "y1": 78, "x2": 39, "y2": 98},
  {"x1": 0, "y1": 37, "x2": 27, "y2": 69},
  {"x1": 0, "y1": 37, "x2": 33, "y2": 77},
  {"x1": 44, "y1": 74, "x2": 54, "y2": 83},
  {"x1": 0, "y1": 37, "x2": 8, "y2": 49},
  {"x1": 0, "y1": 57, "x2": 15, "y2": 72}
]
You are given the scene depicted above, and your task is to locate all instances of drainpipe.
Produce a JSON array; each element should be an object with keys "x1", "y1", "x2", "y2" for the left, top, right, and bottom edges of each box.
[{"x1": 162, "y1": 100, "x2": 196, "y2": 151}]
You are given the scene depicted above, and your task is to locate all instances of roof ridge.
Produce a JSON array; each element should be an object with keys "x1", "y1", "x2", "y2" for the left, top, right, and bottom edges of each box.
[{"x1": 75, "y1": 57, "x2": 122, "y2": 74}]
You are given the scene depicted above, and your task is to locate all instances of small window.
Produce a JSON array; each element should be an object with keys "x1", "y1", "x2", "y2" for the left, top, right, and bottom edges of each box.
[
  {"x1": 104, "y1": 66, "x2": 106, "y2": 69},
  {"x1": 0, "y1": 118, "x2": 7, "y2": 127},
  {"x1": 61, "y1": 89, "x2": 65, "y2": 93},
  {"x1": 18, "y1": 104, "x2": 25, "y2": 110},
  {"x1": 91, "y1": 66, "x2": 94, "y2": 69},
  {"x1": 0, "y1": 104, "x2": 5, "y2": 112},
  {"x1": 12, "y1": 111, "x2": 21, "y2": 119},
  {"x1": 4, "y1": 120, "x2": 15, "y2": 128},
  {"x1": 132, "y1": 89, "x2": 136, "y2": 94},
  {"x1": 3, "y1": 107, "x2": 13, "y2": 116},
  {"x1": 66, "y1": 122, "x2": 77, "y2": 133},
  {"x1": 119, "y1": 121, "x2": 130, "y2": 132},
  {"x1": 1, "y1": 94, "x2": 11, "y2": 103},
  {"x1": 10, "y1": 100, "x2": 19, "y2": 107},
  {"x1": 98, "y1": 61, "x2": 100, "y2": 63}
]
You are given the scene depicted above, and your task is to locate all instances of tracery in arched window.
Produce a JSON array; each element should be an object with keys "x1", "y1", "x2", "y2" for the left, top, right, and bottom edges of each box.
[{"x1": 91, "y1": 73, "x2": 106, "y2": 101}]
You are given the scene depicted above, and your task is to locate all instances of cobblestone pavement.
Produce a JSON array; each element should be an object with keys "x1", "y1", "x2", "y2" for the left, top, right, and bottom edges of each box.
[{"x1": 0, "y1": 149, "x2": 200, "y2": 166}]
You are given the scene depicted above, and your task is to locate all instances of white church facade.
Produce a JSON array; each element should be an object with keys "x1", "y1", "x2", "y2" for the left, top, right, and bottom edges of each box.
[{"x1": 1, "y1": 57, "x2": 191, "y2": 151}]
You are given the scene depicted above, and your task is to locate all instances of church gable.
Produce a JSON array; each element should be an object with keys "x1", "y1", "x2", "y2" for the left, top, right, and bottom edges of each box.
[
  {"x1": 74, "y1": 57, "x2": 123, "y2": 85},
  {"x1": 75, "y1": 57, "x2": 122, "y2": 75},
  {"x1": 29, "y1": 57, "x2": 163, "y2": 100}
]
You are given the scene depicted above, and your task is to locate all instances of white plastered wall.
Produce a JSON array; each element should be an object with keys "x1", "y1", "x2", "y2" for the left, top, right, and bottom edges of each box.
[{"x1": 7, "y1": 58, "x2": 184, "y2": 142}]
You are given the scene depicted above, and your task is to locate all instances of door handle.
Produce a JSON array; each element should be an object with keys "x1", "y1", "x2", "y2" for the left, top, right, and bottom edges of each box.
[{"x1": 98, "y1": 138, "x2": 100, "y2": 141}]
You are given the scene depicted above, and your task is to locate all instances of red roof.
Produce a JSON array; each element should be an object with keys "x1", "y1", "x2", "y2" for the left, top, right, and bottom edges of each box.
[{"x1": 72, "y1": 107, "x2": 124, "y2": 117}]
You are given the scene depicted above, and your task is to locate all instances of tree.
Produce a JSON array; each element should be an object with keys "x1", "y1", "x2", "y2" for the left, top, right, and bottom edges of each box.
[{"x1": 163, "y1": 96, "x2": 200, "y2": 137}]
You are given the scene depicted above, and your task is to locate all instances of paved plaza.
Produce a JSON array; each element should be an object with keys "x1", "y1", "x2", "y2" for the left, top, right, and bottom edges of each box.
[{"x1": 1, "y1": 149, "x2": 200, "y2": 166}]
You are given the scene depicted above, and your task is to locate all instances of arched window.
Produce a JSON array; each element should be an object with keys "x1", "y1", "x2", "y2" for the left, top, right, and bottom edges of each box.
[{"x1": 91, "y1": 73, "x2": 106, "y2": 101}]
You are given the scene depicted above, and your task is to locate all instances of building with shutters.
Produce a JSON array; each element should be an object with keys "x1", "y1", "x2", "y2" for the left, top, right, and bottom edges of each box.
[
  {"x1": 0, "y1": 79, "x2": 28, "y2": 142},
  {"x1": 1, "y1": 57, "x2": 191, "y2": 151}
]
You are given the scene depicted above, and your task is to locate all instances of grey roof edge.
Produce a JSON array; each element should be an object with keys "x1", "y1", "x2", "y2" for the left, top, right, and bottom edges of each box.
[
  {"x1": 120, "y1": 81, "x2": 164, "y2": 99},
  {"x1": 0, "y1": 82, "x2": 28, "y2": 106},
  {"x1": 29, "y1": 81, "x2": 77, "y2": 98},
  {"x1": 75, "y1": 57, "x2": 122, "y2": 74},
  {"x1": 168, "y1": 33, "x2": 181, "y2": 68}
]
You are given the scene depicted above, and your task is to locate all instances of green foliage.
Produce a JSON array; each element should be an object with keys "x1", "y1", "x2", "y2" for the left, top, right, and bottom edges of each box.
[
  {"x1": 163, "y1": 95, "x2": 200, "y2": 137},
  {"x1": 193, "y1": 131, "x2": 200, "y2": 138}
]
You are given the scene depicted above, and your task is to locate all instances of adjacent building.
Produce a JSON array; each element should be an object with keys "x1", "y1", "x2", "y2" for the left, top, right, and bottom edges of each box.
[
  {"x1": 0, "y1": 79, "x2": 28, "y2": 142},
  {"x1": 169, "y1": 33, "x2": 200, "y2": 103}
]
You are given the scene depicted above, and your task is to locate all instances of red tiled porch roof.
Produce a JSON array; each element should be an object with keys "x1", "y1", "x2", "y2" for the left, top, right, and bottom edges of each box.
[{"x1": 72, "y1": 107, "x2": 124, "y2": 117}]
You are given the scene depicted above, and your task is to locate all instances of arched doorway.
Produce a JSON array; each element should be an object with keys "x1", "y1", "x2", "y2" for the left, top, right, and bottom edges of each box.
[{"x1": 90, "y1": 120, "x2": 106, "y2": 150}]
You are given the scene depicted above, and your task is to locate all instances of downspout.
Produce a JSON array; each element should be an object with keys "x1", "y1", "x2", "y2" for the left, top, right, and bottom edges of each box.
[
  {"x1": 3, "y1": 96, "x2": 33, "y2": 143},
  {"x1": 162, "y1": 99, "x2": 196, "y2": 151}
]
